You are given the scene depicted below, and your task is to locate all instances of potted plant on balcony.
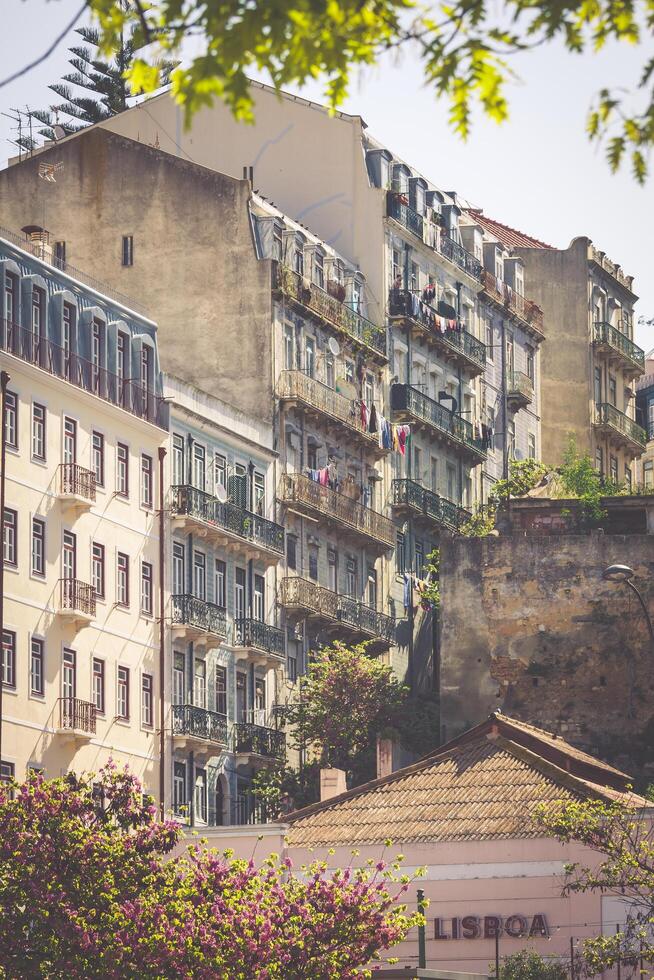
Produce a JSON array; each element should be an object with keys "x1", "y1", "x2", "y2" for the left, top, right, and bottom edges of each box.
[{"x1": 326, "y1": 279, "x2": 346, "y2": 303}]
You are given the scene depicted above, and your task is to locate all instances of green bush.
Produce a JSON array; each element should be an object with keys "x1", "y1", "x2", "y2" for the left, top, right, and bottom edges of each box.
[{"x1": 498, "y1": 949, "x2": 568, "y2": 979}]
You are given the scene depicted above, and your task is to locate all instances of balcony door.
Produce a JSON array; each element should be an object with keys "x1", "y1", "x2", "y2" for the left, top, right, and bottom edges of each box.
[
  {"x1": 328, "y1": 548, "x2": 338, "y2": 592},
  {"x1": 192, "y1": 444, "x2": 205, "y2": 491},
  {"x1": 194, "y1": 659, "x2": 207, "y2": 709},
  {"x1": 173, "y1": 652, "x2": 185, "y2": 706},
  {"x1": 172, "y1": 434, "x2": 185, "y2": 486},
  {"x1": 91, "y1": 320, "x2": 104, "y2": 393},
  {"x1": 172, "y1": 543, "x2": 185, "y2": 596},
  {"x1": 194, "y1": 768, "x2": 207, "y2": 824},
  {"x1": 63, "y1": 417, "x2": 77, "y2": 465},
  {"x1": 235, "y1": 567, "x2": 246, "y2": 621},
  {"x1": 62, "y1": 530, "x2": 76, "y2": 580},
  {"x1": 253, "y1": 575, "x2": 265, "y2": 622},
  {"x1": 193, "y1": 551, "x2": 206, "y2": 601},
  {"x1": 367, "y1": 567, "x2": 377, "y2": 610},
  {"x1": 31, "y1": 288, "x2": 43, "y2": 362},
  {"x1": 506, "y1": 331, "x2": 514, "y2": 374},
  {"x1": 254, "y1": 678, "x2": 266, "y2": 727},
  {"x1": 62, "y1": 648, "x2": 76, "y2": 700},
  {"x1": 236, "y1": 672, "x2": 247, "y2": 724}
]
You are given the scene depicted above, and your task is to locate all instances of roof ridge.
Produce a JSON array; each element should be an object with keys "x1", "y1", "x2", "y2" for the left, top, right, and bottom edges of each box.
[{"x1": 467, "y1": 209, "x2": 554, "y2": 250}]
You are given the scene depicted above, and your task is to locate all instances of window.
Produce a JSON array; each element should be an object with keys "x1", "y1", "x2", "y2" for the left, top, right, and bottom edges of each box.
[
  {"x1": 92, "y1": 431, "x2": 104, "y2": 487},
  {"x1": 314, "y1": 251, "x2": 324, "y2": 289},
  {"x1": 91, "y1": 320, "x2": 104, "y2": 390},
  {"x1": 173, "y1": 762, "x2": 186, "y2": 816},
  {"x1": 117, "y1": 443, "x2": 129, "y2": 497},
  {"x1": 30, "y1": 638, "x2": 44, "y2": 697},
  {"x1": 367, "y1": 566, "x2": 377, "y2": 609},
  {"x1": 307, "y1": 441, "x2": 317, "y2": 471},
  {"x1": 308, "y1": 549, "x2": 318, "y2": 581},
  {"x1": 4, "y1": 390, "x2": 17, "y2": 450},
  {"x1": 194, "y1": 659, "x2": 206, "y2": 708},
  {"x1": 325, "y1": 354, "x2": 335, "y2": 389},
  {"x1": 172, "y1": 434, "x2": 185, "y2": 485},
  {"x1": 595, "y1": 447, "x2": 603, "y2": 475},
  {"x1": 63, "y1": 416, "x2": 76, "y2": 465},
  {"x1": 254, "y1": 471, "x2": 265, "y2": 516},
  {"x1": 122, "y1": 235, "x2": 134, "y2": 267},
  {"x1": 62, "y1": 648, "x2": 76, "y2": 700},
  {"x1": 255, "y1": 677, "x2": 265, "y2": 718},
  {"x1": 215, "y1": 665, "x2": 227, "y2": 716},
  {"x1": 173, "y1": 651, "x2": 185, "y2": 705},
  {"x1": 117, "y1": 332, "x2": 127, "y2": 401},
  {"x1": 141, "y1": 673, "x2": 153, "y2": 728},
  {"x1": 328, "y1": 547, "x2": 337, "y2": 591},
  {"x1": 214, "y1": 559, "x2": 226, "y2": 608},
  {"x1": 610, "y1": 455, "x2": 618, "y2": 484},
  {"x1": 446, "y1": 464, "x2": 457, "y2": 503},
  {"x1": 346, "y1": 557, "x2": 357, "y2": 597},
  {"x1": 594, "y1": 367, "x2": 602, "y2": 406},
  {"x1": 430, "y1": 457, "x2": 438, "y2": 492},
  {"x1": 253, "y1": 574, "x2": 265, "y2": 622},
  {"x1": 294, "y1": 246, "x2": 304, "y2": 275},
  {"x1": 62, "y1": 529, "x2": 76, "y2": 580},
  {"x1": 625, "y1": 465, "x2": 632, "y2": 491},
  {"x1": 644, "y1": 460, "x2": 653, "y2": 489},
  {"x1": 32, "y1": 289, "x2": 43, "y2": 356},
  {"x1": 54, "y1": 240, "x2": 66, "y2": 269},
  {"x1": 528, "y1": 433, "x2": 536, "y2": 460},
  {"x1": 2, "y1": 631, "x2": 15, "y2": 689},
  {"x1": 396, "y1": 532, "x2": 406, "y2": 574},
  {"x1": 93, "y1": 658, "x2": 105, "y2": 714},
  {"x1": 193, "y1": 551, "x2": 206, "y2": 600},
  {"x1": 214, "y1": 452, "x2": 226, "y2": 491},
  {"x1": 141, "y1": 345, "x2": 151, "y2": 393},
  {"x1": 4, "y1": 272, "x2": 15, "y2": 324},
  {"x1": 3, "y1": 509, "x2": 16, "y2": 567},
  {"x1": 236, "y1": 672, "x2": 247, "y2": 723},
  {"x1": 272, "y1": 224, "x2": 283, "y2": 260},
  {"x1": 141, "y1": 561, "x2": 153, "y2": 615},
  {"x1": 117, "y1": 666, "x2": 130, "y2": 720},
  {"x1": 287, "y1": 648, "x2": 298, "y2": 683},
  {"x1": 305, "y1": 337, "x2": 315, "y2": 378},
  {"x1": 235, "y1": 567, "x2": 246, "y2": 621},
  {"x1": 345, "y1": 359, "x2": 355, "y2": 385},
  {"x1": 609, "y1": 375, "x2": 617, "y2": 407},
  {"x1": 507, "y1": 420, "x2": 516, "y2": 460},
  {"x1": 413, "y1": 445, "x2": 422, "y2": 483},
  {"x1": 192, "y1": 443, "x2": 205, "y2": 490},
  {"x1": 526, "y1": 345, "x2": 535, "y2": 383},
  {"x1": 172, "y1": 543, "x2": 185, "y2": 596},
  {"x1": 414, "y1": 540, "x2": 424, "y2": 577},
  {"x1": 283, "y1": 325, "x2": 294, "y2": 371},
  {"x1": 92, "y1": 542, "x2": 105, "y2": 598},
  {"x1": 31, "y1": 517, "x2": 45, "y2": 576},
  {"x1": 32, "y1": 403, "x2": 46, "y2": 461},
  {"x1": 286, "y1": 535, "x2": 297, "y2": 571},
  {"x1": 0, "y1": 761, "x2": 15, "y2": 785},
  {"x1": 194, "y1": 768, "x2": 207, "y2": 823},
  {"x1": 363, "y1": 372, "x2": 374, "y2": 409},
  {"x1": 505, "y1": 331, "x2": 514, "y2": 373},
  {"x1": 117, "y1": 553, "x2": 129, "y2": 607},
  {"x1": 140, "y1": 454, "x2": 153, "y2": 508},
  {"x1": 485, "y1": 320, "x2": 493, "y2": 359},
  {"x1": 62, "y1": 305, "x2": 74, "y2": 378}
]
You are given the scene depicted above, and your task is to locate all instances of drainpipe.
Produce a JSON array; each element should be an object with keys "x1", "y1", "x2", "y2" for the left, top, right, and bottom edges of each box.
[
  {"x1": 157, "y1": 446, "x2": 167, "y2": 820},
  {"x1": 0, "y1": 371, "x2": 10, "y2": 770},
  {"x1": 501, "y1": 318, "x2": 508, "y2": 480},
  {"x1": 404, "y1": 248, "x2": 415, "y2": 694},
  {"x1": 455, "y1": 282, "x2": 464, "y2": 505}
]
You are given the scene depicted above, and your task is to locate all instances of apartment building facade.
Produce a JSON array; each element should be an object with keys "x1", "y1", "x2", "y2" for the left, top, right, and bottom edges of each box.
[
  {"x1": 634, "y1": 351, "x2": 654, "y2": 488},
  {"x1": 0, "y1": 225, "x2": 168, "y2": 796}
]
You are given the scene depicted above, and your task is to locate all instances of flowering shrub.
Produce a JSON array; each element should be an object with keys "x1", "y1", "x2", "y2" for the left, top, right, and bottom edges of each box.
[{"x1": 0, "y1": 765, "x2": 420, "y2": 978}]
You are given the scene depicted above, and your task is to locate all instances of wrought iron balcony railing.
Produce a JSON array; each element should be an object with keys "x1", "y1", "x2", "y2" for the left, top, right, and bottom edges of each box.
[
  {"x1": 507, "y1": 370, "x2": 534, "y2": 405},
  {"x1": 390, "y1": 384, "x2": 486, "y2": 460},
  {"x1": 392, "y1": 479, "x2": 470, "y2": 530},
  {"x1": 234, "y1": 723, "x2": 286, "y2": 760},
  {"x1": 279, "y1": 473, "x2": 395, "y2": 548},
  {"x1": 171, "y1": 485, "x2": 285, "y2": 556},
  {"x1": 272, "y1": 263, "x2": 387, "y2": 359},
  {"x1": 386, "y1": 191, "x2": 424, "y2": 240},
  {"x1": 234, "y1": 618, "x2": 286, "y2": 658},
  {"x1": 1, "y1": 320, "x2": 167, "y2": 429},
  {"x1": 595, "y1": 403, "x2": 646, "y2": 449},
  {"x1": 593, "y1": 322, "x2": 645, "y2": 372},
  {"x1": 58, "y1": 697, "x2": 96, "y2": 735},
  {"x1": 279, "y1": 577, "x2": 396, "y2": 643},
  {"x1": 439, "y1": 235, "x2": 483, "y2": 281},
  {"x1": 480, "y1": 270, "x2": 545, "y2": 337},
  {"x1": 59, "y1": 578, "x2": 96, "y2": 617},
  {"x1": 387, "y1": 288, "x2": 486, "y2": 372},
  {"x1": 58, "y1": 463, "x2": 96, "y2": 501},
  {"x1": 277, "y1": 371, "x2": 382, "y2": 451},
  {"x1": 172, "y1": 704, "x2": 228, "y2": 744},
  {"x1": 171, "y1": 594, "x2": 227, "y2": 637}
]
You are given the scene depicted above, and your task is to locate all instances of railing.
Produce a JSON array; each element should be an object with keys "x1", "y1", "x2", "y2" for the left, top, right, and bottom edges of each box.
[
  {"x1": 59, "y1": 697, "x2": 96, "y2": 735},
  {"x1": 279, "y1": 473, "x2": 395, "y2": 548},
  {"x1": 279, "y1": 577, "x2": 395, "y2": 642},
  {"x1": 234, "y1": 618, "x2": 286, "y2": 658},
  {"x1": 59, "y1": 578, "x2": 96, "y2": 617},
  {"x1": 59, "y1": 462, "x2": 96, "y2": 501},
  {"x1": 277, "y1": 371, "x2": 380, "y2": 448},
  {"x1": 439, "y1": 235, "x2": 483, "y2": 280},
  {"x1": 387, "y1": 289, "x2": 486, "y2": 370},
  {"x1": 390, "y1": 384, "x2": 486, "y2": 457},
  {"x1": 171, "y1": 485, "x2": 285, "y2": 556},
  {"x1": 234, "y1": 723, "x2": 286, "y2": 760},
  {"x1": 392, "y1": 479, "x2": 470, "y2": 530},
  {"x1": 172, "y1": 704, "x2": 228, "y2": 744},
  {"x1": 507, "y1": 370, "x2": 534, "y2": 403},
  {"x1": 386, "y1": 191, "x2": 424, "y2": 240},
  {"x1": 0, "y1": 321, "x2": 167, "y2": 429},
  {"x1": 595, "y1": 403, "x2": 646, "y2": 448},
  {"x1": 171, "y1": 594, "x2": 227, "y2": 637},
  {"x1": 480, "y1": 270, "x2": 544, "y2": 334},
  {"x1": 593, "y1": 322, "x2": 645, "y2": 370},
  {"x1": 272, "y1": 263, "x2": 387, "y2": 358}
]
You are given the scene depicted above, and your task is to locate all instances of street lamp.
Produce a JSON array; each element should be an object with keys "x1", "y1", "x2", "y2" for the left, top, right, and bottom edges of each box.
[{"x1": 602, "y1": 564, "x2": 654, "y2": 649}]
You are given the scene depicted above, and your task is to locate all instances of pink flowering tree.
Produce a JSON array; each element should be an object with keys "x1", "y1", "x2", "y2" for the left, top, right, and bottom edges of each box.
[{"x1": 0, "y1": 765, "x2": 422, "y2": 978}]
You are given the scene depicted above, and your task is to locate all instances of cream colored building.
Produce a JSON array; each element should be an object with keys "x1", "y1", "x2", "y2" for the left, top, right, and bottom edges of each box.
[{"x1": 0, "y1": 225, "x2": 168, "y2": 795}]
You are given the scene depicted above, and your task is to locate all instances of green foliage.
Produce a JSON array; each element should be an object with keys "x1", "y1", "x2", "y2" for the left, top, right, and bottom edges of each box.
[
  {"x1": 84, "y1": 0, "x2": 654, "y2": 179},
  {"x1": 460, "y1": 504, "x2": 497, "y2": 537},
  {"x1": 498, "y1": 949, "x2": 568, "y2": 980},
  {"x1": 251, "y1": 761, "x2": 322, "y2": 815},
  {"x1": 461, "y1": 458, "x2": 547, "y2": 537},
  {"x1": 559, "y1": 436, "x2": 606, "y2": 526},
  {"x1": 394, "y1": 695, "x2": 440, "y2": 757},
  {"x1": 418, "y1": 548, "x2": 440, "y2": 610}
]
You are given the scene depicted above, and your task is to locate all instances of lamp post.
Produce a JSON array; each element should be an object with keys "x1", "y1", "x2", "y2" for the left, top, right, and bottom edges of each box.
[
  {"x1": 602, "y1": 564, "x2": 654, "y2": 651},
  {"x1": 0, "y1": 370, "x2": 10, "y2": 773}
]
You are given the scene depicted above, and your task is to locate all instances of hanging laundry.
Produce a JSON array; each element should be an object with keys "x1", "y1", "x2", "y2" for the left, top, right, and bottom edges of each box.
[
  {"x1": 360, "y1": 400, "x2": 369, "y2": 431},
  {"x1": 403, "y1": 572, "x2": 412, "y2": 610},
  {"x1": 392, "y1": 426, "x2": 399, "y2": 452},
  {"x1": 327, "y1": 462, "x2": 338, "y2": 486},
  {"x1": 306, "y1": 468, "x2": 321, "y2": 483},
  {"x1": 368, "y1": 403, "x2": 378, "y2": 434},
  {"x1": 318, "y1": 467, "x2": 330, "y2": 487},
  {"x1": 397, "y1": 425, "x2": 410, "y2": 456}
]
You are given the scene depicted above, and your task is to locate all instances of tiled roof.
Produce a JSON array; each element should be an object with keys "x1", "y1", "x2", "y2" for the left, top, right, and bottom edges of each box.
[
  {"x1": 467, "y1": 210, "x2": 554, "y2": 251},
  {"x1": 285, "y1": 713, "x2": 645, "y2": 848}
]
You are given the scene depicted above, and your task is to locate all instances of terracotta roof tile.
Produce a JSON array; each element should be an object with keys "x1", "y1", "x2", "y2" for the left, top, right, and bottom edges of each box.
[{"x1": 467, "y1": 210, "x2": 553, "y2": 250}]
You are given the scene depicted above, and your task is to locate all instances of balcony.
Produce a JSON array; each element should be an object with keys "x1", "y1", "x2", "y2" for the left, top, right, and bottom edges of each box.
[
  {"x1": 593, "y1": 322, "x2": 645, "y2": 378},
  {"x1": 172, "y1": 704, "x2": 228, "y2": 754},
  {"x1": 57, "y1": 697, "x2": 96, "y2": 740},
  {"x1": 594, "y1": 403, "x2": 647, "y2": 456},
  {"x1": 387, "y1": 289, "x2": 486, "y2": 377},
  {"x1": 171, "y1": 594, "x2": 227, "y2": 644},
  {"x1": 386, "y1": 191, "x2": 424, "y2": 241},
  {"x1": 279, "y1": 473, "x2": 395, "y2": 550},
  {"x1": 57, "y1": 463, "x2": 96, "y2": 509},
  {"x1": 233, "y1": 618, "x2": 286, "y2": 667},
  {"x1": 588, "y1": 244, "x2": 634, "y2": 293},
  {"x1": 272, "y1": 263, "x2": 387, "y2": 362},
  {"x1": 506, "y1": 370, "x2": 534, "y2": 411},
  {"x1": 390, "y1": 384, "x2": 486, "y2": 464},
  {"x1": 277, "y1": 371, "x2": 385, "y2": 456},
  {"x1": 279, "y1": 576, "x2": 396, "y2": 647},
  {"x1": 171, "y1": 485, "x2": 284, "y2": 565},
  {"x1": 1, "y1": 320, "x2": 167, "y2": 429},
  {"x1": 234, "y1": 722, "x2": 286, "y2": 763},
  {"x1": 480, "y1": 270, "x2": 545, "y2": 340},
  {"x1": 438, "y1": 235, "x2": 483, "y2": 282},
  {"x1": 57, "y1": 578, "x2": 96, "y2": 625},
  {"x1": 392, "y1": 479, "x2": 470, "y2": 531}
]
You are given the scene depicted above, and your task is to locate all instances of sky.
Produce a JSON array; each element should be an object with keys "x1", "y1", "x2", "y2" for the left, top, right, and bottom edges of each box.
[{"x1": 1, "y1": 0, "x2": 653, "y2": 348}]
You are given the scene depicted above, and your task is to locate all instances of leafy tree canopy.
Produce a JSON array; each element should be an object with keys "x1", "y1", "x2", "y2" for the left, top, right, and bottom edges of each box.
[
  {"x1": 498, "y1": 949, "x2": 568, "y2": 980},
  {"x1": 85, "y1": 0, "x2": 654, "y2": 180}
]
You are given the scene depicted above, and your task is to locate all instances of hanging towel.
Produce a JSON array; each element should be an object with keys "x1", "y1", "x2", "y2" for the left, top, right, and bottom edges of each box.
[
  {"x1": 319, "y1": 467, "x2": 330, "y2": 487},
  {"x1": 360, "y1": 400, "x2": 369, "y2": 431},
  {"x1": 306, "y1": 468, "x2": 320, "y2": 483},
  {"x1": 403, "y1": 573, "x2": 412, "y2": 610},
  {"x1": 369, "y1": 403, "x2": 378, "y2": 434},
  {"x1": 397, "y1": 425, "x2": 410, "y2": 456}
]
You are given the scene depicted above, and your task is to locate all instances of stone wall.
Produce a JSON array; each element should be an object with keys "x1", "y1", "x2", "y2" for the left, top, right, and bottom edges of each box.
[{"x1": 440, "y1": 530, "x2": 654, "y2": 782}]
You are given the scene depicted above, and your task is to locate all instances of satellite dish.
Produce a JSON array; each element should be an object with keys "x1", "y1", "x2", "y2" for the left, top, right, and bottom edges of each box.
[
  {"x1": 52, "y1": 125, "x2": 66, "y2": 141},
  {"x1": 215, "y1": 484, "x2": 228, "y2": 503},
  {"x1": 327, "y1": 336, "x2": 340, "y2": 357},
  {"x1": 335, "y1": 378, "x2": 357, "y2": 400}
]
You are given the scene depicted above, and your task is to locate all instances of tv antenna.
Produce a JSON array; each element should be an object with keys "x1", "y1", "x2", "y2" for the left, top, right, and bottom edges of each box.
[{"x1": 38, "y1": 161, "x2": 64, "y2": 182}]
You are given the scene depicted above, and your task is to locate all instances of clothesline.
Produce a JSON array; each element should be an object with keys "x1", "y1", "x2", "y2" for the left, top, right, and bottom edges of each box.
[{"x1": 360, "y1": 400, "x2": 410, "y2": 454}]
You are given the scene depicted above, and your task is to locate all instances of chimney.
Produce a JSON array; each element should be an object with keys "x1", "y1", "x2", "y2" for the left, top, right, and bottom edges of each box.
[
  {"x1": 21, "y1": 225, "x2": 52, "y2": 264},
  {"x1": 320, "y1": 768, "x2": 347, "y2": 802},
  {"x1": 376, "y1": 737, "x2": 394, "y2": 779}
]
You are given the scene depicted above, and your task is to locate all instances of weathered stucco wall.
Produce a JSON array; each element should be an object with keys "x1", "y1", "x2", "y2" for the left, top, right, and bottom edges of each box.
[
  {"x1": 440, "y1": 532, "x2": 654, "y2": 780},
  {"x1": 0, "y1": 129, "x2": 274, "y2": 422}
]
